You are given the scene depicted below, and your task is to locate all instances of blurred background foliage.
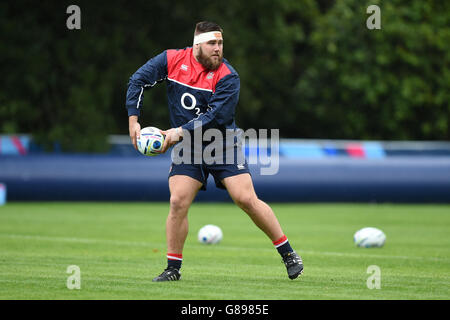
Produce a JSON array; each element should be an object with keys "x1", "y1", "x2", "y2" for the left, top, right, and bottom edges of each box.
[{"x1": 0, "y1": 0, "x2": 448, "y2": 151}]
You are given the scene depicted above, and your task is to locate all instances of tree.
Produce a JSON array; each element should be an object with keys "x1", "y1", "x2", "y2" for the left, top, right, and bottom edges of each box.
[
  {"x1": 294, "y1": 0, "x2": 450, "y2": 140},
  {"x1": 0, "y1": 0, "x2": 448, "y2": 152}
]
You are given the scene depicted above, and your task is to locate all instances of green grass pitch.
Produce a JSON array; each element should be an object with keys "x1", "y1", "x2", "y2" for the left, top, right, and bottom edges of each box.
[{"x1": 0, "y1": 202, "x2": 449, "y2": 300}]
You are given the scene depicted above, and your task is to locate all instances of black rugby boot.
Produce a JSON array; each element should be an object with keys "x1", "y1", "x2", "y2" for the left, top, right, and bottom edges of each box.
[
  {"x1": 152, "y1": 267, "x2": 181, "y2": 282},
  {"x1": 282, "y1": 251, "x2": 303, "y2": 280}
]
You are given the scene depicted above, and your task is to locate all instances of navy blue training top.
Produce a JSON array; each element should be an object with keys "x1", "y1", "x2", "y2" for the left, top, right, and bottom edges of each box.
[{"x1": 126, "y1": 47, "x2": 240, "y2": 133}]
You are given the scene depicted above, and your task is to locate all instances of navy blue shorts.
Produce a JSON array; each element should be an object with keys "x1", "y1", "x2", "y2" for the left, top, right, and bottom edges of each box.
[{"x1": 168, "y1": 162, "x2": 251, "y2": 191}]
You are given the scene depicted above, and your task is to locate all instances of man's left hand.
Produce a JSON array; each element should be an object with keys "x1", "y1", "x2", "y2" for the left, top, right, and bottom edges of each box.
[{"x1": 160, "y1": 127, "x2": 183, "y2": 153}]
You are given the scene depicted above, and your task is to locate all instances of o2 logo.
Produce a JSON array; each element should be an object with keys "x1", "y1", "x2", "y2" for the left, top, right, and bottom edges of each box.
[
  {"x1": 180, "y1": 93, "x2": 197, "y2": 110},
  {"x1": 181, "y1": 93, "x2": 202, "y2": 118}
]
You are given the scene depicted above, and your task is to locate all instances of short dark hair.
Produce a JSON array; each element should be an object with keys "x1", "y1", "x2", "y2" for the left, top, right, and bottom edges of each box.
[{"x1": 194, "y1": 21, "x2": 223, "y2": 36}]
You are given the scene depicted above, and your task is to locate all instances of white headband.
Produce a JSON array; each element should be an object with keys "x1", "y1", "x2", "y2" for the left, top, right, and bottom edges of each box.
[{"x1": 193, "y1": 31, "x2": 223, "y2": 45}]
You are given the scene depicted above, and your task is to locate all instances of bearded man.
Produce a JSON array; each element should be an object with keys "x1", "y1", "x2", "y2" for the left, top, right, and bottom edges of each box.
[{"x1": 126, "y1": 21, "x2": 303, "y2": 282}]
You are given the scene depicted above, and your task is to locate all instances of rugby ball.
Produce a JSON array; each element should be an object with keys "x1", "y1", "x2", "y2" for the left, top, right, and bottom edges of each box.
[
  {"x1": 137, "y1": 126, "x2": 165, "y2": 156},
  {"x1": 198, "y1": 224, "x2": 223, "y2": 245},
  {"x1": 353, "y1": 227, "x2": 386, "y2": 248}
]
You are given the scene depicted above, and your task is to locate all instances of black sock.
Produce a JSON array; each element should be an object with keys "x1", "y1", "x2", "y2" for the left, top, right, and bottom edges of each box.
[
  {"x1": 272, "y1": 235, "x2": 294, "y2": 256},
  {"x1": 167, "y1": 253, "x2": 182, "y2": 270}
]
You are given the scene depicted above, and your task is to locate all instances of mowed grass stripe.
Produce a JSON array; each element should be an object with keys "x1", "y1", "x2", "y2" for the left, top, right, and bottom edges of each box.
[{"x1": 0, "y1": 233, "x2": 448, "y2": 262}]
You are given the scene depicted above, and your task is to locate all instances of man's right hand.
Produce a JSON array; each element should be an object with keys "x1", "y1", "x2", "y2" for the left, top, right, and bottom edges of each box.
[{"x1": 129, "y1": 116, "x2": 141, "y2": 150}]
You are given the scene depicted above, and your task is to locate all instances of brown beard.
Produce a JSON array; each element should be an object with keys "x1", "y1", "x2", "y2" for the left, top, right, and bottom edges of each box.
[{"x1": 196, "y1": 46, "x2": 223, "y2": 70}]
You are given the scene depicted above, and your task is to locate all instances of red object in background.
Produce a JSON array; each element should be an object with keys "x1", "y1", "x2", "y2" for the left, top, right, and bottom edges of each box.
[
  {"x1": 11, "y1": 136, "x2": 27, "y2": 155},
  {"x1": 346, "y1": 143, "x2": 366, "y2": 158}
]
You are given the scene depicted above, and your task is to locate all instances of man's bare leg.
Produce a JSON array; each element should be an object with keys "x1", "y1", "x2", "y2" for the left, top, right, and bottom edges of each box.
[
  {"x1": 153, "y1": 175, "x2": 202, "y2": 282},
  {"x1": 222, "y1": 173, "x2": 304, "y2": 279},
  {"x1": 166, "y1": 175, "x2": 202, "y2": 253},
  {"x1": 222, "y1": 173, "x2": 283, "y2": 241}
]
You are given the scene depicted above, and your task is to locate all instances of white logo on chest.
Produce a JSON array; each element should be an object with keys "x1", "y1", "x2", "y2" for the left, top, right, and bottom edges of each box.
[{"x1": 181, "y1": 93, "x2": 197, "y2": 110}]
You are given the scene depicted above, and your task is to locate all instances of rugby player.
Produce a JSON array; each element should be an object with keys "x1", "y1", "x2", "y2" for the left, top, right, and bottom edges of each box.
[{"x1": 126, "y1": 21, "x2": 303, "y2": 282}]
